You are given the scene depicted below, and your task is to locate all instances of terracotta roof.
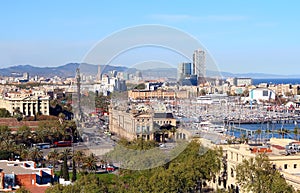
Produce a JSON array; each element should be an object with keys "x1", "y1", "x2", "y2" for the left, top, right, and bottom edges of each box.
[
  {"x1": 272, "y1": 145, "x2": 286, "y2": 150},
  {"x1": 25, "y1": 185, "x2": 48, "y2": 193}
]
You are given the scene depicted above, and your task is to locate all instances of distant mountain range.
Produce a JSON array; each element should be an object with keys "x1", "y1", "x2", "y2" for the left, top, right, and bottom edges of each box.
[
  {"x1": 0, "y1": 63, "x2": 299, "y2": 79},
  {"x1": 0, "y1": 63, "x2": 128, "y2": 78}
]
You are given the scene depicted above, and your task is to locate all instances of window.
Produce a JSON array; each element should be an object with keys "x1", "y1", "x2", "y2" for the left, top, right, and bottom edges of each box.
[
  {"x1": 231, "y1": 152, "x2": 233, "y2": 160},
  {"x1": 262, "y1": 90, "x2": 268, "y2": 96},
  {"x1": 231, "y1": 168, "x2": 234, "y2": 178},
  {"x1": 136, "y1": 126, "x2": 141, "y2": 133},
  {"x1": 294, "y1": 164, "x2": 297, "y2": 169},
  {"x1": 284, "y1": 164, "x2": 288, "y2": 169},
  {"x1": 236, "y1": 154, "x2": 239, "y2": 161},
  {"x1": 273, "y1": 164, "x2": 276, "y2": 170}
]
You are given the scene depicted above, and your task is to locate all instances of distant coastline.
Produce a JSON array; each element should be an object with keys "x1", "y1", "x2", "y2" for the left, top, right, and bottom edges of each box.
[{"x1": 253, "y1": 78, "x2": 300, "y2": 85}]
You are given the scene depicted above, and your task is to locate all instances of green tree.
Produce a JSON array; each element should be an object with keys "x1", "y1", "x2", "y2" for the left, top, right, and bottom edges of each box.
[
  {"x1": 83, "y1": 153, "x2": 97, "y2": 173},
  {"x1": 73, "y1": 150, "x2": 85, "y2": 172},
  {"x1": 170, "y1": 126, "x2": 177, "y2": 140},
  {"x1": 15, "y1": 125, "x2": 32, "y2": 146},
  {"x1": 29, "y1": 147, "x2": 43, "y2": 163},
  {"x1": 16, "y1": 187, "x2": 31, "y2": 193},
  {"x1": 48, "y1": 149, "x2": 60, "y2": 170},
  {"x1": 134, "y1": 83, "x2": 146, "y2": 89},
  {"x1": 45, "y1": 140, "x2": 223, "y2": 192},
  {"x1": 293, "y1": 126, "x2": 299, "y2": 140},
  {"x1": 255, "y1": 128, "x2": 262, "y2": 143},
  {"x1": 278, "y1": 128, "x2": 290, "y2": 139},
  {"x1": 72, "y1": 158, "x2": 77, "y2": 182},
  {"x1": 0, "y1": 125, "x2": 11, "y2": 141},
  {"x1": 199, "y1": 89, "x2": 206, "y2": 96},
  {"x1": 236, "y1": 153, "x2": 294, "y2": 193},
  {"x1": 61, "y1": 148, "x2": 71, "y2": 181},
  {"x1": 0, "y1": 108, "x2": 11, "y2": 117}
]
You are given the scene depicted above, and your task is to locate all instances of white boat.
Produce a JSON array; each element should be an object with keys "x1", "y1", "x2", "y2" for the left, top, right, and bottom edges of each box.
[
  {"x1": 210, "y1": 125, "x2": 227, "y2": 133},
  {"x1": 199, "y1": 121, "x2": 212, "y2": 130}
]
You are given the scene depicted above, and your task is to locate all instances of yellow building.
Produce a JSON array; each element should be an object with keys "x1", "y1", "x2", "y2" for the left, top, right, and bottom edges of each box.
[
  {"x1": 128, "y1": 89, "x2": 189, "y2": 100},
  {"x1": 109, "y1": 105, "x2": 178, "y2": 142},
  {"x1": 109, "y1": 105, "x2": 154, "y2": 140},
  {"x1": 212, "y1": 139, "x2": 300, "y2": 192},
  {"x1": 0, "y1": 90, "x2": 50, "y2": 116}
]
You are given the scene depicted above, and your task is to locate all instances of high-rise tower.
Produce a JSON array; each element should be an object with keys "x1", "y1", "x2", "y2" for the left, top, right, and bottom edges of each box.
[
  {"x1": 97, "y1": 64, "x2": 101, "y2": 82},
  {"x1": 193, "y1": 49, "x2": 206, "y2": 78},
  {"x1": 177, "y1": 62, "x2": 192, "y2": 81}
]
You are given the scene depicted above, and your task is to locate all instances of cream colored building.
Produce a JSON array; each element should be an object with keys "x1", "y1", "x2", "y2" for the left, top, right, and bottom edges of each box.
[
  {"x1": 0, "y1": 90, "x2": 50, "y2": 116},
  {"x1": 109, "y1": 104, "x2": 178, "y2": 141},
  {"x1": 109, "y1": 105, "x2": 155, "y2": 140},
  {"x1": 128, "y1": 89, "x2": 189, "y2": 100},
  {"x1": 211, "y1": 139, "x2": 300, "y2": 192}
]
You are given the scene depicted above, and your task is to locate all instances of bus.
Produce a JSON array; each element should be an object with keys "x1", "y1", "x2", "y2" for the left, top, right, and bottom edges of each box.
[{"x1": 53, "y1": 141, "x2": 72, "y2": 147}]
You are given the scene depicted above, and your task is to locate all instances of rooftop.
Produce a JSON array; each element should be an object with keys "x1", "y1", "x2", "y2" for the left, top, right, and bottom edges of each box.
[
  {"x1": 154, "y1": 113, "x2": 174, "y2": 119},
  {"x1": 0, "y1": 160, "x2": 51, "y2": 175},
  {"x1": 0, "y1": 160, "x2": 39, "y2": 174}
]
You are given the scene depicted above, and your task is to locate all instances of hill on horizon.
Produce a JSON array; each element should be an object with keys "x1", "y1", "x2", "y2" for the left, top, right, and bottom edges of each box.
[{"x1": 0, "y1": 63, "x2": 299, "y2": 79}]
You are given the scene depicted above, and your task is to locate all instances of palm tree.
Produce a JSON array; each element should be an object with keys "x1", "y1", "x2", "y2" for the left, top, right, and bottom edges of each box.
[
  {"x1": 60, "y1": 148, "x2": 72, "y2": 180},
  {"x1": 255, "y1": 129, "x2": 262, "y2": 143},
  {"x1": 13, "y1": 144, "x2": 28, "y2": 159},
  {"x1": 278, "y1": 128, "x2": 290, "y2": 139},
  {"x1": 293, "y1": 126, "x2": 299, "y2": 141},
  {"x1": 16, "y1": 126, "x2": 32, "y2": 145},
  {"x1": 83, "y1": 153, "x2": 97, "y2": 173},
  {"x1": 29, "y1": 147, "x2": 43, "y2": 164},
  {"x1": 73, "y1": 150, "x2": 85, "y2": 172},
  {"x1": 0, "y1": 126, "x2": 12, "y2": 141},
  {"x1": 1, "y1": 140, "x2": 17, "y2": 153},
  {"x1": 48, "y1": 149, "x2": 60, "y2": 170},
  {"x1": 170, "y1": 126, "x2": 177, "y2": 140},
  {"x1": 20, "y1": 148, "x2": 30, "y2": 161}
]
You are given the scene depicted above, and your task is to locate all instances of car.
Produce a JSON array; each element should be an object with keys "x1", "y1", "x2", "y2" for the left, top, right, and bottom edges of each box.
[
  {"x1": 159, "y1": 143, "x2": 166, "y2": 148},
  {"x1": 106, "y1": 165, "x2": 115, "y2": 172}
]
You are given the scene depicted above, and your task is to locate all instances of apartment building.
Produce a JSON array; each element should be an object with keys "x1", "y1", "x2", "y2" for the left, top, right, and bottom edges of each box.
[
  {"x1": 212, "y1": 138, "x2": 300, "y2": 192},
  {"x1": 0, "y1": 90, "x2": 50, "y2": 116}
]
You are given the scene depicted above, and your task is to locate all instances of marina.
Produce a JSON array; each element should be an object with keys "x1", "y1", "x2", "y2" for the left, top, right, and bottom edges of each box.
[{"x1": 173, "y1": 95, "x2": 300, "y2": 143}]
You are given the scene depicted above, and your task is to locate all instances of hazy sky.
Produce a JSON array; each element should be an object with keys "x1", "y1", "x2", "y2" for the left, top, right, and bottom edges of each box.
[{"x1": 0, "y1": 0, "x2": 299, "y2": 75}]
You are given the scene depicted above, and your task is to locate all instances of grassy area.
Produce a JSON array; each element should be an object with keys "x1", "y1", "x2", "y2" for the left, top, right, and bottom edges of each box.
[{"x1": 54, "y1": 171, "x2": 116, "y2": 183}]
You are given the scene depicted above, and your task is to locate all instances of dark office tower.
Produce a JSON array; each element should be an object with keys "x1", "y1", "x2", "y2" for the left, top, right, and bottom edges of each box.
[{"x1": 177, "y1": 62, "x2": 192, "y2": 81}]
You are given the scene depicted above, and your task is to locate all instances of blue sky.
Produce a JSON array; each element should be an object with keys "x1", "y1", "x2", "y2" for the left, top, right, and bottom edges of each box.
[{"x1": 0, "y1": 0, "x2": 299, "y2": 75}]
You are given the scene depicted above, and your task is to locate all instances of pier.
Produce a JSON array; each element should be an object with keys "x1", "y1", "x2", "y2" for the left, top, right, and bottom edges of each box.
[{"x1": 227, "y1": 125, "x2": 256, "y2": 137}]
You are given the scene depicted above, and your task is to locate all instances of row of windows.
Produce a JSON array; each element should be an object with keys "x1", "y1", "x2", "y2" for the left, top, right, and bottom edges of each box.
[
  {"x1": 155, "y1": 120, "x2": 172, "y2": 124},
  {"x1": 12, "y1": 106, "x2": 47, "y2": 110},
  {"x1": 229, "y1": 151, "x2": 299, "y2": 171},
  {"x1": 136, "y1": 125, "x2": 151, "y2": 133},
  {"x1": 137, "y1": 119, "x2": 150, "y2": 122},
  {"x1": 274, "y1": 164, "x2": 298, "y2": 170},
  {"x1": 230, "y1": 152, "x2": 244, "y2": 162}
]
